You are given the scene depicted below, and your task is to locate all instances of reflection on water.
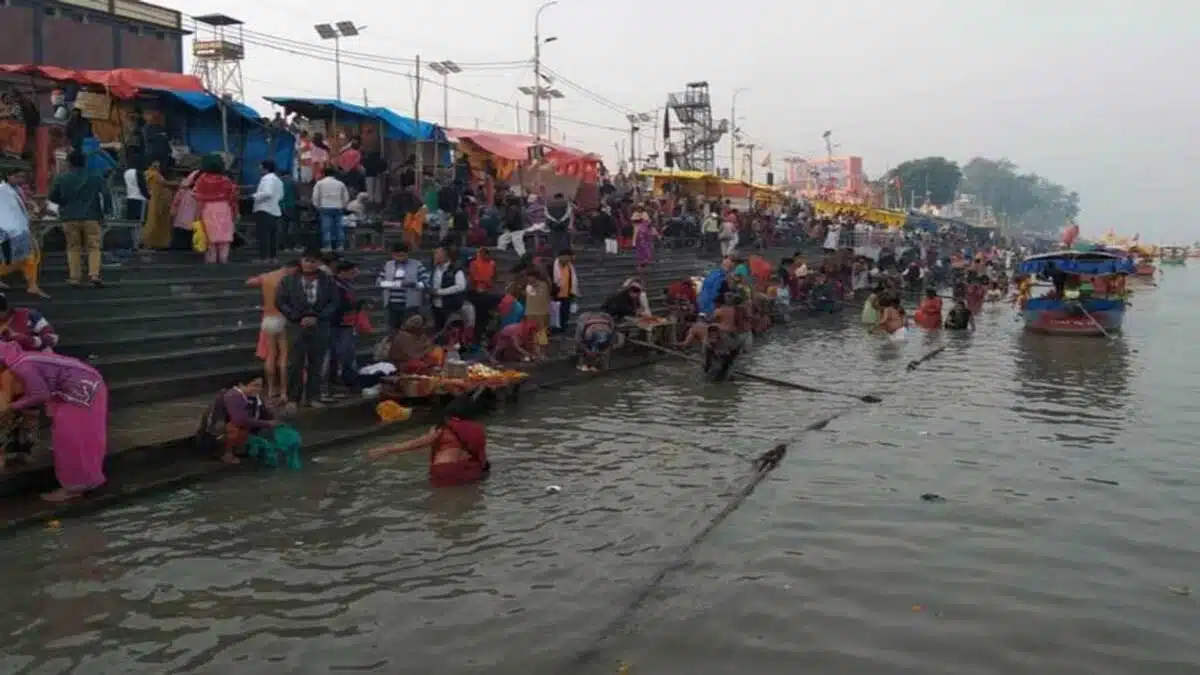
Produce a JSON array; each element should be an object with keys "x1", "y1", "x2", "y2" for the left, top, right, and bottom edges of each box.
[
  {"x1": 1011, "y1": 333, "x2": 1132, "y2": 448},
  {"x1": 1, "y1": 283, "x2": 1199, "y2": 675}
]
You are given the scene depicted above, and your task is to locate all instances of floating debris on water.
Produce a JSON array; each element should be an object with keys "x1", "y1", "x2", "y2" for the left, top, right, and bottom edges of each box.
[
  {"x1": 545, "y1": 485, "x2": 562, "y2": 494},
  {"x1": 1085, "y1": 478, "x2": 1120, "y2": 486},
  {"x1": 920, "y1": 493, "x2": 946, "y2": 502},
  {"x1": 1167, "y1": 585, "x2": 1191, "y2": 597}
]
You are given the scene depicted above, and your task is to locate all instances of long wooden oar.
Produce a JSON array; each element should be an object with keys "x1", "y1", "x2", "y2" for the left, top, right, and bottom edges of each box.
[{"x1": 628, "y1": 338, "x2": 883, "y2": 403}]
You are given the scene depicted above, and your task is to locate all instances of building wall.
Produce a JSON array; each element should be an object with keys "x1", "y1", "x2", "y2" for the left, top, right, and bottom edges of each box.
[
  {"x1": 0, "y1": 0, "x2": 184, "y2": 72},
  {"x1": 0, "y1": 5, "x2": 36, "y2": 65}
]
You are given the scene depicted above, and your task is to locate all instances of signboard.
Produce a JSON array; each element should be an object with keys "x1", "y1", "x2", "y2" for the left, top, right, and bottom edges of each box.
[{"x1": 73, "y1": 91, "x2": 113, "y2": 121}]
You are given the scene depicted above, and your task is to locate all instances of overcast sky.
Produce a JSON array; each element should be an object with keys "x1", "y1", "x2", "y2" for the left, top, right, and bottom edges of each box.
[{"x1": 169, "y1": 0, "x2": 1198, "y2": 242}]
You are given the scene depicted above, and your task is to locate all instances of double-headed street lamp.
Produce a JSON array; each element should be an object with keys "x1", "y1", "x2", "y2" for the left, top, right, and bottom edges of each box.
[
  {"x1": 314, "y1": 21, "x2": 365, "y2": 101},
  {"x1": 520, "y1": 83, "x2": 564, "y2": 141},
  {"x1": 427, "y1": 60, "x2": 462, "y2": 128},
  {"x1": 625, "y1": 112, "x2": 651, "y2": 171}
]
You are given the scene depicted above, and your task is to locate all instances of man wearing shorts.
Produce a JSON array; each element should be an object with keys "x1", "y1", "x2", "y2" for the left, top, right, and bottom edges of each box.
[{"x1": 246, "y1": 260, "x2": 299, "y2": 402}]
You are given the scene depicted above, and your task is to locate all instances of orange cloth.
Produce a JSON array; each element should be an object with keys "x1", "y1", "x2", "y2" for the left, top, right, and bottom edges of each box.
[
  {"x1": 556, "y1": 262, "x2": 574, "y2": 299},
  {"x1": 469, "y1": 256, "x2": 496, "y2": 291}
]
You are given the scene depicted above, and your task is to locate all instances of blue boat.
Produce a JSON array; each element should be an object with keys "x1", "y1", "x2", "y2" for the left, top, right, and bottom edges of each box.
[{"x1": 1016, "y1": 251, "x2": 1135, "y2": 336}]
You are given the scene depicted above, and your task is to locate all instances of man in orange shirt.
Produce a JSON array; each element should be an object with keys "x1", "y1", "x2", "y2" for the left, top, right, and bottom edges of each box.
[{"x1": 247, "y1": 260, "x2": 299, "y2": 403}]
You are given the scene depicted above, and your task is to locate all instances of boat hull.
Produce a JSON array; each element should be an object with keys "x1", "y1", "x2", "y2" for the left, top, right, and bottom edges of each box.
[
  {"x1": 1022, "y1": 305, "x2": 1125, "y2": 336},
  {"x1": 1134, "y1": 265, "x2": 1156, "y2": 277}
]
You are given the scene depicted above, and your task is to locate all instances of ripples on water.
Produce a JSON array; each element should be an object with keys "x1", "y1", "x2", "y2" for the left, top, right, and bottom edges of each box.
[{"x1": 2, "y1": 272, "x2": 1198, "y2": 674}]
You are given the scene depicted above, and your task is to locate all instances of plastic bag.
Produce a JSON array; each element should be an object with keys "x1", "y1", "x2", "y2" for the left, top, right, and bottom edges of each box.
[{"x1": 191, "y1": 219, "x2": 208, "y2": 252}]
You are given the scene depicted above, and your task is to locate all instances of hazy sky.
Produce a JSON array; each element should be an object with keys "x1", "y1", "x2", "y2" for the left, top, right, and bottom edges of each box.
[{"x1": 168, "y1": 0, "x2": 1198, "y2": 241}]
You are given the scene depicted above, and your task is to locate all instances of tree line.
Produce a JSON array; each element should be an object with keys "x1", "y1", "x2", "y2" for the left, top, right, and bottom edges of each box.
[{"x1": 873, "y1": 156, "x2": 1080, "y2": 234}]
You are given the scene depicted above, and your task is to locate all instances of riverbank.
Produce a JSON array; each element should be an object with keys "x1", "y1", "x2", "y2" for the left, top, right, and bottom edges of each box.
[{"x1": 0, "y1": 345, "x2": 666, "y2": 536}]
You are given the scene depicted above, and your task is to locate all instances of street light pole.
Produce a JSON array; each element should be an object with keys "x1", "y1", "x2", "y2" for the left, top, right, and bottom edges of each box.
[
  {"x1": 730, "y1": 87, "x2": 749, "y2": 177},
  {"x1": 428, "y1": 61, "x2": 461, "y2": 128},
  {"x1": 533, "y1": 1, "x2": 558, "y2": 144},
  {"x1": 314, "y1": 21, "x2": 364, "y2": 102}
]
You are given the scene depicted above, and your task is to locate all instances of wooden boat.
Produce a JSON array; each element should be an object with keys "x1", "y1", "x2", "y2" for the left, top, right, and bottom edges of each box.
[
  {"x1": 1160, "y1": 246, "x2": 1188, "y2": 266},
  {"x1": 1017, "y1": 251, "x2": 1133, "y2": 336}
]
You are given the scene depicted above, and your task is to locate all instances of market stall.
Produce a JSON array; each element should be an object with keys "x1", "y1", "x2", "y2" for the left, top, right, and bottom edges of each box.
[
  {"x1": 0, "y1": 64, "x2": 217, "y2": 192},
  {"x1": 810, "y1": 199, "x2": 907, "y2": 229},
  {"x1": 448, "y1": 128, "x2": 601, "y2": 200}
]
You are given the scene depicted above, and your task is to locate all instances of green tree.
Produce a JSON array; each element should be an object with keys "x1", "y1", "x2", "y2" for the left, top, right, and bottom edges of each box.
[
  {"x1": 958, "y1": 157, "x2": 1080, "y2": 233},
  {"x1": 886, "y1": 156, "x2": 962, "y2": 206}
]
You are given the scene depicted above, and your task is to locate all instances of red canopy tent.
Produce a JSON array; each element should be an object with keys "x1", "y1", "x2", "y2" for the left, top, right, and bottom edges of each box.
[
  {"x1": 446, "y1": 129, "x2": 600, "y2": 182},
  {"x1": 0, "y1": 65, "x2": 204, "y2": 99}
]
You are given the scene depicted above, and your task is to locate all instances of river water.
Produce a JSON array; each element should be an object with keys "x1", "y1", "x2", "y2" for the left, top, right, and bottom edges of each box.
[{"x1": 2, "y1": 271, "x2": 1197, "y2": 675}]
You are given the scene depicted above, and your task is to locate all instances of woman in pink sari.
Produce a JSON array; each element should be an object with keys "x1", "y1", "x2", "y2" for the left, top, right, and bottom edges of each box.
[
  {"x1": 0, "y1": 341, "x2": 108, "y2": 502},
  {"x1": 170, "y1": 170, "x2": 200, "y2": 250},
  {"x1": 191, "y1": 154, "x2": 239, "y2": 264}
]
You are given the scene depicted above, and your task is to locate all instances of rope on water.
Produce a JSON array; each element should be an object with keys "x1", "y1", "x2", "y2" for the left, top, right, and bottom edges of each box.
[
  {"x1": 567, "y1": 338, "x2": 966, "y2": 672},
  {"x1": 567, "y1": 413, "x2": 845, "y2": 672}
]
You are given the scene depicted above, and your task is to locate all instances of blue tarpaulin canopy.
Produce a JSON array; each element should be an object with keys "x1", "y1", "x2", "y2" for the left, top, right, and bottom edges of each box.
[
  {"x1": 368, "y1": 106, "x2": 444, "y2": 142},
  {"x1": 155, "y1": 90, "x2": 293, "y2": 185},
  {"x1": 263, "y1": 96, "x2": 444, "y2": 141},
  {"x1": 1017, "y1": 251, "x2": 1137, "y2": 276},
  {"x1": 157, "y1": 90, "x2": 263, "y2": 122}
]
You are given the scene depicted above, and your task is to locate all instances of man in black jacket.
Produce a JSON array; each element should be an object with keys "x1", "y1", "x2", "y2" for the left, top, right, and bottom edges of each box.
[{"x1": 277, "y1": 249, "x2": 341, "y2": 407}]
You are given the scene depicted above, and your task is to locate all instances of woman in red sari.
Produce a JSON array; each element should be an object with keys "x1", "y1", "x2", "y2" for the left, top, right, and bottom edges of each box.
[
  {"x1": 191, "y1": 154, "x2": 239, "y2": 264},
  {"x1": 913, "y1": 287, "x2": 943, "y2": 330},
  {"x1": 367, "y1": 401, "x2": 489, "y2": 487}
]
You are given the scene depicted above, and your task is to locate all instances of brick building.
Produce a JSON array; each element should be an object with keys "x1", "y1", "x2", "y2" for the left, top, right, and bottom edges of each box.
[{"x1": 0, "y1": 0, "x2": 186, "y2": 72}]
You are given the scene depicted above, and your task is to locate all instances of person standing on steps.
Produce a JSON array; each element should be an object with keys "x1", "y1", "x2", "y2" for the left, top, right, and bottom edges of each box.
[
  {"x1": 276, "y1": 249, "x2": 339, "y2": 409},
  {"x1": 252, "y1": 159, "x2": 285, "y2": 263},
  {"x1": 429, "y1": 246, "x2": 467, "y2": 332},
  {"x1": 190, "y1": 153, "x2": 239, "y2": 265},
  {"x1": 552, "y1": 248, "x2": 579, "y2": 335},
  {"x1": 48, "y1": 150, "x2": 107, "y2": 287},
  {"x1": 312, "y1": 166, "x2": 350, "y2": 252},
  {"x1": 377, "y1": 242, "x2": 429, "y2": 331},
  {"x1": 122, "y1": 162, "x2": 147, "y2": 224}
]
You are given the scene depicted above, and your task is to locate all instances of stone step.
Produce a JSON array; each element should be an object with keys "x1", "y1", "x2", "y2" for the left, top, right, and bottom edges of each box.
[
  {"x1": 47, "y1": 262, "x2": 702, "y2": 331},
  {"x1": 33, "y1": 259, "x2": 668, "y2": 301},
  {"x1": 58, "y1": 267, "x2": 697, "y2": 355}
]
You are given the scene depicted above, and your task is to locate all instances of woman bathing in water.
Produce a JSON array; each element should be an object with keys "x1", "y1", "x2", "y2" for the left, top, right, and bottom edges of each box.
[
  {"x1": 368, "y1": 399, "x2": 489, "y2": 487},
  {"x1": 875, "y1": 293, "x2": 908, "y2": 341}
]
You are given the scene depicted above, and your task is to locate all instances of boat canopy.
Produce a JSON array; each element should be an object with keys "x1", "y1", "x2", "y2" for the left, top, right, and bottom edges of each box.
[{"x1": 1018, "y1": 251, "x2": 1137, "y2": 276}]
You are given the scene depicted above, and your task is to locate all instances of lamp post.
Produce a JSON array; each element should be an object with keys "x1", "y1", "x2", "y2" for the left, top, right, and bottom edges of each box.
[
  {"x1": 314, "y1": 21, "x2": 364, "y2": 101},
  {"x1": 625, "y1": 112, "x2": 651, "y2": 171},
  {"x1": 519, "y1": 85, "x2": 563, "y2": 142},
  {"x1": 532, "y1": 1, "x2": 558, "y2": 146},
  {"x1": 427, "y1": 60, "x2": 462, "y2": 128},
  {"x1": 730, "y1": 87, "x2": 749, "y2": 177}
]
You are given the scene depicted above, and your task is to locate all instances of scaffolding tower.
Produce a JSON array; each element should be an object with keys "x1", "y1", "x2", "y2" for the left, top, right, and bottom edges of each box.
[
  {"x1": 664, "y1": 81, "x2": 727, "y2": 173},
  {"x1": 191, "y1": 14, "x2": 246, "y2": 101}
]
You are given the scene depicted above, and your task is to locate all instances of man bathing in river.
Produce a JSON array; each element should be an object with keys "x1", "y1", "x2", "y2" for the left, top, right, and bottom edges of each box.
[{"x1": 694, "y1": 293, "x2": 747, "y2": 380}]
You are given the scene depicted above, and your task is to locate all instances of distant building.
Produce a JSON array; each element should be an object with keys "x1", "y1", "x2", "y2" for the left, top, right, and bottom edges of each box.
[
  {"x1": 782, "y1": 155, "x2": 866, "y2": 202},
  {"x1": 0, "y1": 0, "x2": 186, "y2": 72}
]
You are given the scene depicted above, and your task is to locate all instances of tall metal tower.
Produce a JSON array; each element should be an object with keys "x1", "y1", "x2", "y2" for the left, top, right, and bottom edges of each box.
[
  {"x1": 664, "y1": 81, "x2": 727, "y2": 173},
  {"x1": 191, "y1": 14, "x2": 246, "y2": 101}
]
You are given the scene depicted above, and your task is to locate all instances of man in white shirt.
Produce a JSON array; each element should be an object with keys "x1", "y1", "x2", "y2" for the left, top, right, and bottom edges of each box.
[
  {"x1": 122, "y1": 165, "x2": 146, "y2": 222},
  {"x1": 252, "y1": 160, "x2": 285, "y2": 262},
  {"x1": 311, "y1": 168, "x2": 350, "y2": 252}
]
